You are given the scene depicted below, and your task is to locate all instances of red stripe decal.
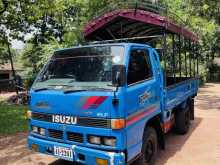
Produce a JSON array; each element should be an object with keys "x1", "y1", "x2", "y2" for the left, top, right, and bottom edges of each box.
[
  {"x1": 126, "y1": 106, "x2": 157, "y2": 126},
  {"x1": 82, "y1": 96, "x2": 108, "y2": 109},
  {"x1": 94, "y1": 96, "x2": 108, "y2": 105}
]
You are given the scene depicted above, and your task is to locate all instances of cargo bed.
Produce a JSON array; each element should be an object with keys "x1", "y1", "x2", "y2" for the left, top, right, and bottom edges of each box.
[{"x1": 165, "y1": 77, "x2": 198, "y2": 110}]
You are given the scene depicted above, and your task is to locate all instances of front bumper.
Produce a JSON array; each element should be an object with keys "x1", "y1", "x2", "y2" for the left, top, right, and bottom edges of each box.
[{"x1": 28, "y1": 135, "x2": 125, "y2": 165}]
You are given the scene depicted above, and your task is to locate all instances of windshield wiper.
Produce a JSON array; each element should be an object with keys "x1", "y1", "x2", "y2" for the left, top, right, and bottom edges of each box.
[
  {"x1": 48, "y1": 84, "x2": 73, "y2": 87},
  {"x1": 33, "y1": 84, "x2": 76, "y2": 93},
  {"x1": 33, "y1": 87, "x2": 50, "y2": 92},
  {"x1": 91, "y1": 87, "x2": 113, "y2": 91},
  {"x1": 63, "y1": 87, "x2": 113, "y2": 94},
  {"x1": 63, "y1": 89, "x2": 88, "y2": 94}
]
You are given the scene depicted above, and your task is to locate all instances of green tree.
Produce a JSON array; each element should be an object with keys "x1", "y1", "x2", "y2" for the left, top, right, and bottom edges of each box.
[
  {"x1": 20, "y1": 39, "x2": 60, "y2": 76},
  {"x1": 13, "y1": 0, "x2": 219, "y2": 83}
]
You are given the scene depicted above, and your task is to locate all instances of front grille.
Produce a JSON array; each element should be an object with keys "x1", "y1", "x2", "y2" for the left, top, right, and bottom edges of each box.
[
  {"x1": 32, "y1": 112, "x2": 51, "y2": 122},
  {"x1": 67, "y1": 132, "x2": 83, "y2": 143},
  {"x1": 31, "y1": 112, "x2": 111, "y2": 128},
  {"x1": 48, "y1": 129, "x2": 63, "y2": 139},
  {"x1": 78, "y1": 118, "x2": 111, "y2": 128}
]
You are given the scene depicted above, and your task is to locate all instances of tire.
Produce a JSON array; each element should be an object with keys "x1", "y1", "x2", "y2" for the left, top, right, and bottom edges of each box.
[
  {"x1": 175, "y1": 104, "x2": 190, "y2": 135},
  {"x1": 190, "y1": 98, "x2": 195, "y2": 120},
  {"x1": 135, "y1": 127, "x2": 158, "y2": 165}
]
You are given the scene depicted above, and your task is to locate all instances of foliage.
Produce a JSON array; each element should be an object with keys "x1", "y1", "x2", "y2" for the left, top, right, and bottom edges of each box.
[
  {"x1": 18, "y1": 0, "x2": 111, "y2": 75},
  {"x1": 0, "y1": 0, "x2": 219, "y2": 82},
  {"x1": 162, "y1": 0, "x2": 219, "y2": 56},
  {"x1": 0, "y1": 44, "x2": 8, "y2": 64},
  {"x1": 0, "y1": 0, "x2": 219, "y2": 136},
  {"x1": 20, "y1": 42, "x2": 58, "y2": 74},
  {"x1": 0, "y1": 96, "x2": 5, "y2": 103},
  {"x1": 0, "y1": 103, "x2": 28, "y2": 135}
]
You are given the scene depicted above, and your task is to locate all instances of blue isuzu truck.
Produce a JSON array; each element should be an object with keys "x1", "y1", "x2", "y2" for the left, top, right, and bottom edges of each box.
[{"x1": 27, "y1": 3, "x2": 200, "y2": 165}]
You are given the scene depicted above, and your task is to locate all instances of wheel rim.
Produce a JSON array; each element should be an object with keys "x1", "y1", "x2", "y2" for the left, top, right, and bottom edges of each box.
[{"x1": 145, "y1": 140, "x2": 154, "y2": 163}]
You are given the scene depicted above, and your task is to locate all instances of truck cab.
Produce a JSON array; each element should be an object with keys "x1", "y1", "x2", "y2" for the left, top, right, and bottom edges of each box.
[{"x1": 27, "y1": 43, "x2": 166, "y2": 164}]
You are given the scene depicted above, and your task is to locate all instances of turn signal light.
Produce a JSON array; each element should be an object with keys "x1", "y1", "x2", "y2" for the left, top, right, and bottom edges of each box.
[
  {"x1": 31, "y1": 144, "x2": 38, "y2": 152},
  {"x1": 26, "y1": 110, "x2": 32, "y2": 119},
  {"x1": 96, "y1": 158, "x2": 108, "y2": 165},
  {"x1": 111, "y1": 119, "x2": 125, "y2": 129}
]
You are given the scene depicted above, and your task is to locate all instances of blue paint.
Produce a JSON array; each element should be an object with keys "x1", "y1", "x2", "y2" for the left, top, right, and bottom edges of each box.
[{"x1": 27, "y1": 43, "x2": 198, "y2": 164}]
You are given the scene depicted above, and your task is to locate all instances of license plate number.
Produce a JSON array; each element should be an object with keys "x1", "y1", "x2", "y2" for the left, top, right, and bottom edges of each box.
[{"x1": 54, "y1": 146, "x2": 73, "y2": 160}]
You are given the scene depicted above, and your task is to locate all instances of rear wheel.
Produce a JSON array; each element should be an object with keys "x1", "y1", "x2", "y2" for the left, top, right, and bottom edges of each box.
[
  {"x1": 175, "y1": 104, "x2": 190, "y2": 134},
  {"x1": 189, "y1": 98, "x2": 195, "y2": 120},
  {"x1": 135, "y1": 127, "x2": 158, "y2": 165}
]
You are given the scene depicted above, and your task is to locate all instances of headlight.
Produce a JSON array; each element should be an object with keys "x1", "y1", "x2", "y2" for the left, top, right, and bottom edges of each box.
[
  {"x1": 88, "y1": 135, "x2": 116, "y2": 147},
  {"x1": 103, "y1": 137, "x2": 116, "y2": 147},
  {"x1": 32, "y1": 126, "x2": 45, "y2": 136},
  {"x1": 32, "y1": 126, "x2": 38, "y2": 133},
  {"x1": 39, "y1": 128, "x2": 46, "y2": 136},
  {"x1": 88, "y1": 136, "x2": 101, "y2": 145}
]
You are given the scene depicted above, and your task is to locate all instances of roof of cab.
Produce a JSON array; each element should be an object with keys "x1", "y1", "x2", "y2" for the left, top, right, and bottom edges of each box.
[{"x1": 54, "y1": 43, "x2": 152, "y2": 53}]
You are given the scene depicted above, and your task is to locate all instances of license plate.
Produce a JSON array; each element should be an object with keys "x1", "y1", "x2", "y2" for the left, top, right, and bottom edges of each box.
[{"x1": 54, "y1": 146, "x2": 73, "y2": 160}]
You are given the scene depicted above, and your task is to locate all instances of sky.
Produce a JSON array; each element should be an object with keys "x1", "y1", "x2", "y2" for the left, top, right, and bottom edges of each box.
[
  {"x1": 11, "y1": 40, "x2": 24, "y2": 50},
  {"x1": 11, "y1": 32, "x2": 33, "y2": 50}
]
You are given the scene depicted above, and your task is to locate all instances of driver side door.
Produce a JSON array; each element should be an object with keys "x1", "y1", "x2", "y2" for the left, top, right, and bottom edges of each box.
[{"x1": 125, "y1": 47, "x2": 160, "y2": 161}]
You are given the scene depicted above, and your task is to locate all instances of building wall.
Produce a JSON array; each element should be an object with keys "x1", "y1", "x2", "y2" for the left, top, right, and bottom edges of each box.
[{"x1": 0, "y1": 70, "x2": 15, "y2": 92}]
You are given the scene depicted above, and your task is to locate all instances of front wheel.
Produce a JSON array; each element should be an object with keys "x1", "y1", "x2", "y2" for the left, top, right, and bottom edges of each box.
[{"x1": 135, "y1": 127, "x2": 158, "y2": 165}]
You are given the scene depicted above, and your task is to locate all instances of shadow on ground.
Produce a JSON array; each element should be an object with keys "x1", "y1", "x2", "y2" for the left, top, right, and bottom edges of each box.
[
  {"x1": 156, "y1": 117, "x2": 202, "y2": 165},
  {"x1": 49, "y1": 159, "x2": 81, "y2": 165},
  {"x1": 48, "y1": 118, "x2": 202, "y2": 165}
]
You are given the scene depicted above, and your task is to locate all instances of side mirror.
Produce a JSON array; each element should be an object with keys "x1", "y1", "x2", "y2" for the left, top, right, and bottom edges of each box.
[{"x1": 112, "y1": 65, "x2": 126, "y2": 87}]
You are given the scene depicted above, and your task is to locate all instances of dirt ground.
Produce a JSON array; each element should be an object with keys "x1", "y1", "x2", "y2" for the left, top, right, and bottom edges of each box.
[
  {"x1": 0, "y1": 92, "x2": 16, "y2": 99},
  {"x1": 0, "y1": 83, "x2": 220, "y2": 165}
]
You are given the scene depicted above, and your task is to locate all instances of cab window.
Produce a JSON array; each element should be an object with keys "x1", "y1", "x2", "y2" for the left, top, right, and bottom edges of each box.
[{"x1": 127, "y1": 49, "x2": 152, "y2": 85}]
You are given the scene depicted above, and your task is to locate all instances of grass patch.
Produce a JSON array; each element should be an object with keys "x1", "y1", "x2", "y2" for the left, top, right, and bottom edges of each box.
[
  {"x1": 0, "y1": 103, "x2": 28, "y2": 135},
  {"x1": 0, "y1": 96, "x2": 5, "y2": 103}
]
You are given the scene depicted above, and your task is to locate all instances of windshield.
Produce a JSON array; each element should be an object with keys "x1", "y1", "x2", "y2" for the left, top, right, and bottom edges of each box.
[{"x1": 32, "y1": 45, "x2": 125, "y2": 90}]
